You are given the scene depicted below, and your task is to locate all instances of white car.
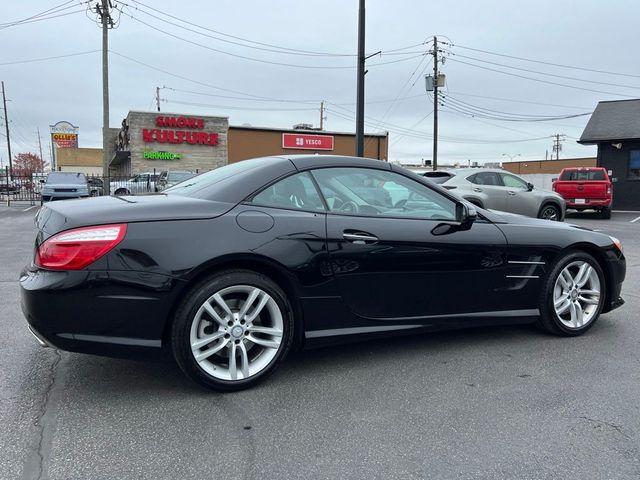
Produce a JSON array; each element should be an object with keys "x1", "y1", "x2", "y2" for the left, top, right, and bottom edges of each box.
[{"x1": 110, "y1": 172, "x2": 159, "y2": 195}]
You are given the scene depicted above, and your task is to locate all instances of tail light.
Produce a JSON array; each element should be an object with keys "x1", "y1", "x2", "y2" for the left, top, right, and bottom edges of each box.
[
  {"x1": 36, "y1": 224, "x2": 127, "y2": 270},
  {"x1": 607, "y1": 185, "x2": 611, "y2": 195}
]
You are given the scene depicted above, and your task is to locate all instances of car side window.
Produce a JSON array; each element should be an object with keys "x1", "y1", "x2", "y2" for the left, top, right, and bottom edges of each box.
[
  {"x1": 470, "y1": 172, "x2": 502, "y2": 186},
  {"x1": 311, "y1": 167, "x2": 457, "y2": 220},
  {"x1": 501, "y1": 173, "x2": 528, "y2": 189},
  {"x1": 251, "y1": 172, "x2": 325, "y2": 212}
]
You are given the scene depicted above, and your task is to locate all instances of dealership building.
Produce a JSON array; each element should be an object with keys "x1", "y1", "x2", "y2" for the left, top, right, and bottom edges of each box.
[{"x1": 73, "y1": 110, "x2": 389, "y2": 176}]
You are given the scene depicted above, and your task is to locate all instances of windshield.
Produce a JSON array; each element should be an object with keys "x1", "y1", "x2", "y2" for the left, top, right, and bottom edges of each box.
[
  {"x1": 46, "y1": 172, "x2": 87, "y2": 184},
  {"x1": 559, "y1": 170, "x2": 606, "y2": 181},
  {"x1": 168, "y1": 172, "x2": 196, "y2": 183}
]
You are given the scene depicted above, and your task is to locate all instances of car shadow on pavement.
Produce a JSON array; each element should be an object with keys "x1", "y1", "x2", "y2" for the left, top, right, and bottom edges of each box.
[{"x1": 45, "y1": 322, "x2": 566, "y2": 395}]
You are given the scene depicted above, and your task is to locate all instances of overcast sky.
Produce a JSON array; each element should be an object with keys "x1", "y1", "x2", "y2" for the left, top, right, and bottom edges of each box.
[{"x1": 1, "y1": 0, "x2": 639, "y2": 168}]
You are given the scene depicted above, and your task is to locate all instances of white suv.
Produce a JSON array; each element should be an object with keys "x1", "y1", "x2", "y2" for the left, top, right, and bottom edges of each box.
[{"x1": 110, "y1": 172, "x2": 159, "y2": 195}]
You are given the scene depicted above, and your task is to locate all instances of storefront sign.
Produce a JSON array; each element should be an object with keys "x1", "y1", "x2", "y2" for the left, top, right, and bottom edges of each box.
[
  {"x1": 143, "y1": 151, "x2": 183, "y2": 160},
  {"x1": 282, "y1": 133, "x2": 334, "y2": 151},
  {"x1": 142, "y1": 115, "x2": 219, "y2": 146},
  {"x1": 50, "y1": 121, "x2": 79, "y2": 149}
]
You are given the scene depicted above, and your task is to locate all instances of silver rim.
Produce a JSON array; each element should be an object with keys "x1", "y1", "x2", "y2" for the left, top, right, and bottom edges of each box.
[
  {"x1": 190, "y1": 285, "x2": 283, "y2": 381},
  {"x1": 541, "y1": 206, "x2": 559, "y2": 221},
  {"x1": 553, "y1": 261, "x2": 601, "y2": 329}
]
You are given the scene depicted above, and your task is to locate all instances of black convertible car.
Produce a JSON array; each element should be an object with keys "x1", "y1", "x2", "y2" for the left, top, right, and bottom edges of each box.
[{"x1": 20, "y1": 156, "x2": 626, "y2": 391}]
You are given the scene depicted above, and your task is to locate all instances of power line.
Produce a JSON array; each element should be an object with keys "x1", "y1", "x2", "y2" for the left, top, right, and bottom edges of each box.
[
  {"x1": 128, "y1": 0, "x2": 428, "y2": 58},
  {"x1": 0, "y1": 4, "x2": 88, "y2": 30},
  {"x1": 452, "y1": 43, "x2": 640, "y2": 80},
  {"x1": 451, "y1": 52, "x2": 640, "y2": 91},
  {"x1": 164, "y1": 99, "x2": 320, "y2": 112},
  {"x1": 0, "y1": 50, "x2": 100, "y2": 66},
  {"x1": 117, "y1": 5, "x2": 425, "y2": 70},
  {"x1": 446, "y1": 91, "x2": 592, "y2": 110},
  {"x1": 446, "y1": 57, "x2": 636, "y2": 98}
]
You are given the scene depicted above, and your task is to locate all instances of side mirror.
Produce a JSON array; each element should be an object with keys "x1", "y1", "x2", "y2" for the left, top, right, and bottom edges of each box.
[
  {"x1": 551, "y1": 178, "x2": 557, "y2": 183},
  {"x1": 456, "y1": 201, "x2": 478, "y2": 230},
  {"x1": 433, "y1": 202, "x2": 477, "y2": 236},
  {"x1": 527, "y1": 182, "x2": 534, "y2": 191}
]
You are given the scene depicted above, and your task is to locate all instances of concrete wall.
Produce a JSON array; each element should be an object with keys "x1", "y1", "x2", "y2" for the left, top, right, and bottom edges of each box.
[
  {"x1": 127, "y1": 111, "x2": 229, "y2": 174},
  {"x1": 228, "y1": 127, "x2": 388, "y2": 163},
  {"x1": 518, "y1": 173, "x2": 558, "y2": 192},
  {"x1": 59, "y1": 165, "x2": 103, "y2": 175}
]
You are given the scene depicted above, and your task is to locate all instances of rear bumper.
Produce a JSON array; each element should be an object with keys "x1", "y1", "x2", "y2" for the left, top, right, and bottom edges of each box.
[
  {"x1": 19, "y1": 265, "x2": 183, "y2": 357},
  {"x1": 566, "y1": 199, "x2": 611, "y2": 209}
]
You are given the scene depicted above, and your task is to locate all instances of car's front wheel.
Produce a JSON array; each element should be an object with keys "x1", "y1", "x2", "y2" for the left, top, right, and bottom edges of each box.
[
  {"x1": 171, "y1": 270, "x2": 294, "y2": 391},
  {"x1": 538, "y1": 251, "x2": 605, "y2": 336}
]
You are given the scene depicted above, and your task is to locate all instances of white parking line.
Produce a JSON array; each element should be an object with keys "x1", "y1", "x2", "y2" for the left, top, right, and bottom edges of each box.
[
  {"x1": 22, "y1": 206, "x2": 38, "y2": 212},
  {"x1": 631, "y1": 216, "x2": 640, "y2": 223}
]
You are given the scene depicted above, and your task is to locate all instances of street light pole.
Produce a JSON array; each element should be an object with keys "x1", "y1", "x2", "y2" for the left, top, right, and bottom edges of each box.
[{"x1": 355, "y1": 0, "x2": 365, "y2": 157}]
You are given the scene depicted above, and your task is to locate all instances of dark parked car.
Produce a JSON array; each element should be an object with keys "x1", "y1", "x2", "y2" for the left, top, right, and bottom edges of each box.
[
  {"x1": 41, "y1": 171, "x2": 89, "y2": 202},
  {"x1": 0, "y1": 180, "x2": 20, "y2": 195},
  {"x1": 20, "y1": 156, "x2": 625, "y2": 391}
]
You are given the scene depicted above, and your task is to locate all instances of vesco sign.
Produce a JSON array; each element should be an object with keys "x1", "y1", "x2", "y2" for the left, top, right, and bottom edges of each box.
[{"x1": 282, "y1": 133, "x2": 334, "y2": 151}]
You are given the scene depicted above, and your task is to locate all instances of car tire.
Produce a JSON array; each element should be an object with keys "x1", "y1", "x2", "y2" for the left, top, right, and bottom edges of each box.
[
  {"x1": 538, "y1": 251, "x2": 606, "y2": 336},
  {"x1": 601, "y1": 207, "x2": 611, "y2": 219},
  {"x1": 171, "y1": 269, "x2": 294, "y2": 391},
  {"x1": 114, "y1": 188, "x2": 129, "y2": 196},
  {"x1": 539, "y1": 203, "x2": 561, "y2": 221}
]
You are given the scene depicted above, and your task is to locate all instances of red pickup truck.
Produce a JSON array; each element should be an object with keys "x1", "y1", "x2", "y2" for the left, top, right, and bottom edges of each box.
[{"x1": 552, "y1": 167, "x2": 612, "y2": 219}]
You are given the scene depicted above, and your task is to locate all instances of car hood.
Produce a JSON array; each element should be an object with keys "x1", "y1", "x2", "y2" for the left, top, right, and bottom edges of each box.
[
  {"x1": 43, "y1": 183, "x2": 87, "y2": 189},
  {"x1": 35, "y1": 193, "x2": 235, "y2": 238}
]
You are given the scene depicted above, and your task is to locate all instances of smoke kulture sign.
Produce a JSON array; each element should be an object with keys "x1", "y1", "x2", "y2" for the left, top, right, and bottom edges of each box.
[
  {"x1": 142, "y1": 116, "x2": 219, "y2": 146},
  {"x1": 50, "y1": 121, "x2": 79, "y2": 148}
]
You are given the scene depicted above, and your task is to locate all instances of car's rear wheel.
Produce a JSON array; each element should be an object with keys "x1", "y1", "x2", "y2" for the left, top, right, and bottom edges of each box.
[
  {"x1": 171, "y1": 270, "x2": 294, "y2": 391},
  {"x1": 539, "y1": 203, "x2": 561, "y2": 221},
  {"x1": 538, "y1": 251, "x2": 605, "y2": 336},
  {"x1": 114, "y1": 188, "x2": 129, "y2": 196}
]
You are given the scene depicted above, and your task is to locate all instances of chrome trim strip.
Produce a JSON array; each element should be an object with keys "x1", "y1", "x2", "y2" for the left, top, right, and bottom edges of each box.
[
  {"x1": 57, "y1": 333, "x2": 162, "y2": 347},
  {"x1": 27, "y1": 325, "x2": 53, "y2": 348},
  {"x1": 306, "y1": 324, "x2": 422, "y2": 339},
  {"x1": 506, "y1": 275, "x2": 540, "y2": 279},
  {"x1": 508, "y1": 261, "x2": 546, "y2": 265}
]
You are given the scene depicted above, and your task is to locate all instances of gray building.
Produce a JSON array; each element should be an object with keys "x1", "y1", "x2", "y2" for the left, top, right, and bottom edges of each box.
[
  {"x1": 579, "y1": 99, "x2": 640, "y2": 210},
  {"x1": 112, "y1": 111, "x2": 228, "y2": 176}
]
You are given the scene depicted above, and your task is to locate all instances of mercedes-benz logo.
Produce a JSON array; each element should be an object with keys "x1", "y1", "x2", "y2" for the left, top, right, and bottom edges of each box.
[{"x1": 231, "y1": 326, "x2": 244, "y2": 338}]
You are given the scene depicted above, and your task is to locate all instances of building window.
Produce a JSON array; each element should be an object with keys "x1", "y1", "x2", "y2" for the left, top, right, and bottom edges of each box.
[{"x1": 630, "y1": 150, "x2": 640, "y2": 180}]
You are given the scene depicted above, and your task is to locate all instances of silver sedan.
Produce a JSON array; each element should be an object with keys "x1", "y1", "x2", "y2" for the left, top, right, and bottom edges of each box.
[{"x1": 423, "y1": 168, "x2": 566, "y2": 221}]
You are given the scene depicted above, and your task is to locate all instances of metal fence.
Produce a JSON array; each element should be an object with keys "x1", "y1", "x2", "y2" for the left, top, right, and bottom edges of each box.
[{"x1": 1, "y1": 167, "x2": 164, "y2": 206}]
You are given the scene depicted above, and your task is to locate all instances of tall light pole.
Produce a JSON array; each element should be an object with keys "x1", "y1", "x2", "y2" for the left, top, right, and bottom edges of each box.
[{"x1": 355, "y1": 0, "x2": 365, "y2": 157}]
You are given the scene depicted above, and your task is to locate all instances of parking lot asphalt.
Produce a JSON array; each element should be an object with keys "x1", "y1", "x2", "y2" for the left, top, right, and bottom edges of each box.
[{"x1": 1, "y1": 206, "x2": 639, "y2": 480}]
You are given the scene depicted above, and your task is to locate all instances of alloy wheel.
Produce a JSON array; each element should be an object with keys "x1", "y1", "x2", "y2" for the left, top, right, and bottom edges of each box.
[
  {"x1": 553, "y1": 260, "x2": 601, "y2": 329},
  {"x1": 189, "y1": 285, "x2": 284, "y2": 381},
  {"x1": 541, "y1": 206, "x2": 559, "y2": 221}
]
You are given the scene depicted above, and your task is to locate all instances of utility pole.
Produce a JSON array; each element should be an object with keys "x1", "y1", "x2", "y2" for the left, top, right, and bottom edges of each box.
[
  {"x1": 96, "y1": 0, "x2": 114, "y2": 182},
  {"x1": 432, "y1": 36, "x2": 439, "y2": 171},
  {"x1": 552, "y1": 134, "x2": 565, "y2": 160},
  {"x1": 156, "y1": 86, "x2": 161, "y2": 112},
  {"x1": 37, "y1": 128, "x2": 44, "y2": 171},
  {"x1": 319, "y1": 101, "x2": 325, "y2": 130},
  {"x1": 355, "y1": 0, "x2": 365, "y2": 157},
  {"x1": 1, "y1": 81, "x2": 12, "y2": 176}
]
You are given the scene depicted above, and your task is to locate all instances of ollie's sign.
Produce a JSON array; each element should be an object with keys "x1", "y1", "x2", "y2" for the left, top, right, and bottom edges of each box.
[
  {"x1": 282, "y1": 133, "x2": 334, "y2": 151},
  {"x1": 142, "y1": 116, "x2": 219, "y2": 146}
]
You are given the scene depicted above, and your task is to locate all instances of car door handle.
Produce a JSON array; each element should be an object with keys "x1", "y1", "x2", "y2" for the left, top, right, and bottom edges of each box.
[
  {"x1": 343, "y1": 231, "x2": 379, "y2": 244},
  {"x1": 473, "y1": 187, "x2": 483, "y2": 192},
  {"x1": 507, "y1": 191, "x2": 516, "y2": 195}
]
